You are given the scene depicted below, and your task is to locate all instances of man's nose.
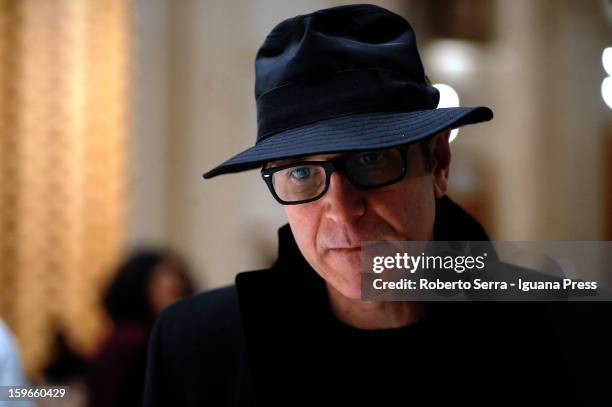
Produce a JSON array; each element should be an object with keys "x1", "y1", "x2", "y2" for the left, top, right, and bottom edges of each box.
[{"x1": 322, "y1": 171, "x2": 366, "y2": 223}]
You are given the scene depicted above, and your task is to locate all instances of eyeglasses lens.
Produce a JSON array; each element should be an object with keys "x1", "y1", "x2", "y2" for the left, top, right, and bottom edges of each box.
[
  {"x1": 271, "y1": 164, "x2": 326, "y2": 202},
  {"x1": 344, "y1": 149, "x2": 404, "y2": 187}
]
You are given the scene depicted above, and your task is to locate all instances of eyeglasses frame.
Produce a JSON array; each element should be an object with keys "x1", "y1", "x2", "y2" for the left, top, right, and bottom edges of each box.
[{"x1": 260, "y1": 145, "x2": 410, "y2": 205}]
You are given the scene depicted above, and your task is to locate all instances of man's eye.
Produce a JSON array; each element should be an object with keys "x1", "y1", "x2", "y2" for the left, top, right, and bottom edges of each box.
[
  {"x1": 359, "y1": 151, "x2": 385, "y2": 165},
  {"x1": 290, "y1": 166, "x2": 312, "y2": 180}
]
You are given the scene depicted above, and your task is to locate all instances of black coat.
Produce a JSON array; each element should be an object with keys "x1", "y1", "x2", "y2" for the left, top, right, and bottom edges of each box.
[{"x1": 143, "y1": 197, "x2": 611, "y2": 406}]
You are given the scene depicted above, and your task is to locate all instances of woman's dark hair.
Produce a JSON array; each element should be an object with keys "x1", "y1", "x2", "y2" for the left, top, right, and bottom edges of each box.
[{"x1": 103, "y1": 249, "x2": 193, "y2": 324}]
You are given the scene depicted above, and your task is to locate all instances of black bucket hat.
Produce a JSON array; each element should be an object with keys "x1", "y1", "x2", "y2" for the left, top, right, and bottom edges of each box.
[{"x1": 203, "y1": 4, "x2": 493, "y2": 179}]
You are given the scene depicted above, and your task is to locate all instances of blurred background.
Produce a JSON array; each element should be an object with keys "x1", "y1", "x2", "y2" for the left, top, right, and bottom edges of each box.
[{"x1": 0, "y1": 0, "x2": 611, "y2": 404}]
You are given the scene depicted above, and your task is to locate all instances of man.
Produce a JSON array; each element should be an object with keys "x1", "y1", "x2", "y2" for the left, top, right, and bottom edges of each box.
[{"x1": 144, "y1": 5, "x2": 609, "y2": 406}]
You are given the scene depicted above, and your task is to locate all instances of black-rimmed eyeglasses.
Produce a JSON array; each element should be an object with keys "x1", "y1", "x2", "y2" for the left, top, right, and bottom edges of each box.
[{"x1": 261, "y1": 146, "x2": 409, "y2": 205}]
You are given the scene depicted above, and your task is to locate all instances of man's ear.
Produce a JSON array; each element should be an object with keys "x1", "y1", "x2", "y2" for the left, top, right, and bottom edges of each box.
[{"x1": 430, "y1": 129, "x2": 451, "y2": 198}]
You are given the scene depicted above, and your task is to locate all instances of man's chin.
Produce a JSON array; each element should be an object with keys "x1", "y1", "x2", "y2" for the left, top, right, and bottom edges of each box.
[
  {"x1": 313, "y1": 250, "x2": 364, "y2": 299},
  {"x1": 325, "y1": 264, "x2": 363, "y2": 300},
  {"x1": 326, "y1": 279, "x2": 362, "y2": 300}
]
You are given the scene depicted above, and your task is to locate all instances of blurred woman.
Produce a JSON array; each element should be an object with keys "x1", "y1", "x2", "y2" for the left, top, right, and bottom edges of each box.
[{"x1": 86, "y1": 249, "x2": 194, "y2": 407}]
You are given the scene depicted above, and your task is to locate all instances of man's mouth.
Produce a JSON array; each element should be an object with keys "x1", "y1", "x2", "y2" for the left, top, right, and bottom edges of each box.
[{"x1": 328, "y1": 246, "x2": 361, "y2": 252}]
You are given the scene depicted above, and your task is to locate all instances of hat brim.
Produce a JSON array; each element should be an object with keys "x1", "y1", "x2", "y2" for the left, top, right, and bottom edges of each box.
[{"x1": 203, "y1": 107, "x2": 493, "y2": 179}]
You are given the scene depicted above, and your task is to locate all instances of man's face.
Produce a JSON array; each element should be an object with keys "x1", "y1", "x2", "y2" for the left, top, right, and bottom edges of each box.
[{"x1": 275, "y1": 131, "x2": 451, "y2": 299}]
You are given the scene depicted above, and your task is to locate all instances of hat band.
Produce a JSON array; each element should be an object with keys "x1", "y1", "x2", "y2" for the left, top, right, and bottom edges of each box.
[{"x1": 255, "y1": 69, "x2": 439, "y2": 142}]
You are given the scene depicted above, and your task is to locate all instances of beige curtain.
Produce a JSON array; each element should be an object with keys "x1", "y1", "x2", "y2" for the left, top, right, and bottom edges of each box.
[{"x1": 0, "y1": 0, "x2": 130, "y2": 377}]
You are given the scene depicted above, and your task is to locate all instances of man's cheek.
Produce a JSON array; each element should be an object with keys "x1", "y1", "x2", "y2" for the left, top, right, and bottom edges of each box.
[{"x1": 290, "y1": 223, "x2": 320, "y2": 266}]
